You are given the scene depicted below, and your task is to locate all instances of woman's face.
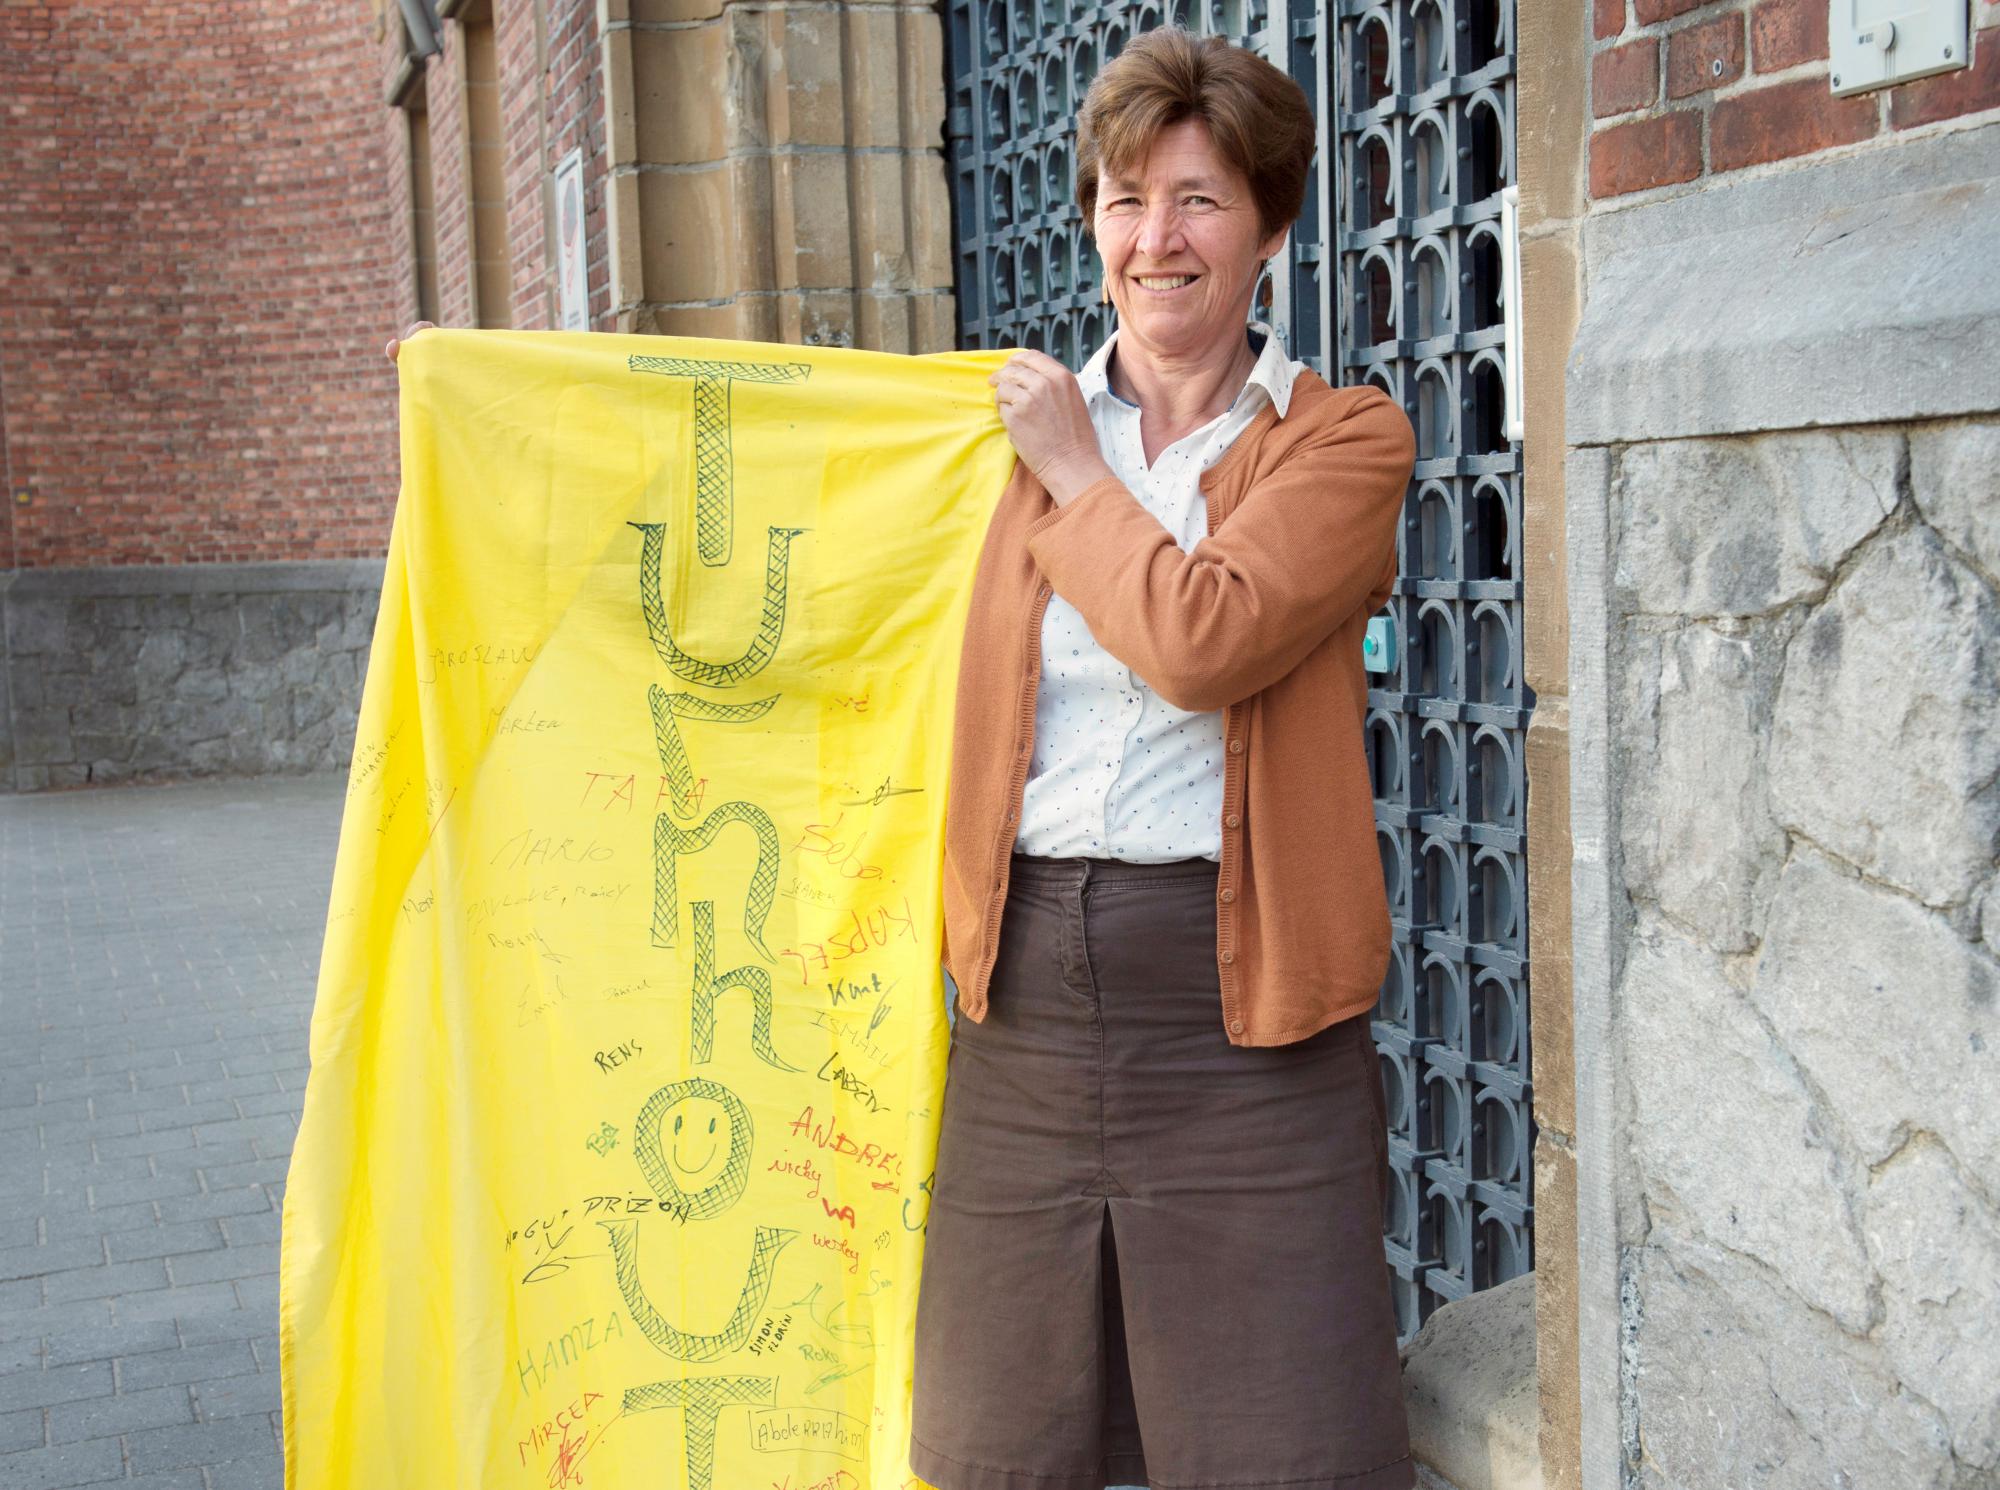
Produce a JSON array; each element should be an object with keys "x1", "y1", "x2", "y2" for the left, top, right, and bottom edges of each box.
[{"x1": 1093, "y1": 117, "x2": 1289, "y2": 366}]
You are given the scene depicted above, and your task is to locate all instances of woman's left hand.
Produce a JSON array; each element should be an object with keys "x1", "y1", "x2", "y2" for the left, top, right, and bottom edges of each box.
[{"x1": 990, "y1": 350, "x2": 1113, "y2": 505}]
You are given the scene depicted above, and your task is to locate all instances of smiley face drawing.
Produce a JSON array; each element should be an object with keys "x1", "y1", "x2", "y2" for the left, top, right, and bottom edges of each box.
[
  {"x1": 668, "y1": 1101, "x2": 726, "y2": 1181},
  {"x1": 632, "y1": 1077, "x2": 753, "y2": 1221}
]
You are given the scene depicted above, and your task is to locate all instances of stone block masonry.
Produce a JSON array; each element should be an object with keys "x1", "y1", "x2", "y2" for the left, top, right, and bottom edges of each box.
[
  {"x1": 600, "y1": 0, "x2": 959, "y2": 350},
  {"x1": 1, "y1": 562, "x2": 381, "y2": 792},
  {"x1": 1596, "y1": 413, "x2": 2000, "y2": 1488},
  {"x1": 1561, "y1": 126, "x2": 2000, "y2": 1489}
]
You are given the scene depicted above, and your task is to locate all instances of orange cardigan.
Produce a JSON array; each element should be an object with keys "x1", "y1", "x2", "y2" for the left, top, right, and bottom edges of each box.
[{"x1": 941, "y1": 371, "x2": 1417, "y2": 1046}]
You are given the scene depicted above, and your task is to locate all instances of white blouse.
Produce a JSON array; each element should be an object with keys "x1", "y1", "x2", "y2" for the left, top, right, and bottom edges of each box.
[{"x1": 1014, "y1": 323, "x2": 1303, "y2": 863}]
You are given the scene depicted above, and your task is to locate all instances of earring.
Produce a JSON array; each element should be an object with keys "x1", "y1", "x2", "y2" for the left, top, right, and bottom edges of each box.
[{"x1": 1099, "y1": 277, "x2": 1110, "y2": 306}]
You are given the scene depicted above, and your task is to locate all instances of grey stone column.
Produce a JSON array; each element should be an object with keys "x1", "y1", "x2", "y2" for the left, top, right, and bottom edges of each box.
[{"x1": 1563, "y1": 124, "x2": 2000, "y2": 1488}]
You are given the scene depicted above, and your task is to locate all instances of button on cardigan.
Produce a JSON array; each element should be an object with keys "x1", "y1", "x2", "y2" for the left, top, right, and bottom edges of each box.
[{"x1": 940, "y1": 370, "x2": 1417, "y2": 1046}]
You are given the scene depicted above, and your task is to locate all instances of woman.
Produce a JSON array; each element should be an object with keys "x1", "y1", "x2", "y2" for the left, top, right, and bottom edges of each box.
[
  {"x1": 912, "y1": 27, "x2": 1417, "y2": 1490},
  {"x1": 386, "y1": 29, "x2": 1411, "y2": 1479}
]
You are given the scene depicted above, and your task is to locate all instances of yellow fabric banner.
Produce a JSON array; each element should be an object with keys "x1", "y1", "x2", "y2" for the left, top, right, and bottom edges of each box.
[{"x1": 280, "y1": 331, "x2": 1014, "y2": 1490}]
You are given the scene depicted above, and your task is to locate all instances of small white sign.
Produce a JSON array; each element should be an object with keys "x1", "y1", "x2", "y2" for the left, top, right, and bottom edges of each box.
[
  {"x1": 1828, "y1": 0, "x2": 1967, "y2": 94},
  {"x1": 554, "y1": 149, "x2": 588, "y2": 332}
]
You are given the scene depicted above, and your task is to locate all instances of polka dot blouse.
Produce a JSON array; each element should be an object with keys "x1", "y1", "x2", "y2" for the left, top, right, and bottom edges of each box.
[{"x1": 1015, "y1": 322, "x2": 1303, "y2": 864}]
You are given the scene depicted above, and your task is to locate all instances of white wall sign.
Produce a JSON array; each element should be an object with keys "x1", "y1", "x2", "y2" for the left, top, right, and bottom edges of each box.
[
  {"x1": 1829, "y1": 0, "x2": 1967, "y2": 93},
  {"x1": 554, "y1": 148, "x2": 588, "y2": 332}
]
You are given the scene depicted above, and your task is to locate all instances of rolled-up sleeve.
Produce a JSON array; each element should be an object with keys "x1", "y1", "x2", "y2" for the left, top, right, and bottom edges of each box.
[{"x1": 1023, "y1": 386, "x2": 1415, "y2": 713}]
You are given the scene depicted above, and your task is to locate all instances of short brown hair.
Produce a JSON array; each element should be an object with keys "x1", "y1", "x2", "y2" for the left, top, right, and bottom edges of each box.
[{"x1": 1075, "y1": 28, "x2": 1316, "y2": 241}]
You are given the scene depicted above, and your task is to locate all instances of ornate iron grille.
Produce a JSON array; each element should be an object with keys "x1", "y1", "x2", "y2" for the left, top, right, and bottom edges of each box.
[{"x1": 943, "y1": 0, "x2": 1529, "y2": 1339}]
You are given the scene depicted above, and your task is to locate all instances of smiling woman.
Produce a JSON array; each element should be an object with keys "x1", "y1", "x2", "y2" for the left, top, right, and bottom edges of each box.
[{"x1": 915, "y1": 25, "x2": 1419, "y2": 1490}]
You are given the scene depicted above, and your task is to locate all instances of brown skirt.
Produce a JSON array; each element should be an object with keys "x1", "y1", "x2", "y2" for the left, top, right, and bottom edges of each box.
[{"x1": 911, "y1": 854, "x2": 1414, "y2": 1490}]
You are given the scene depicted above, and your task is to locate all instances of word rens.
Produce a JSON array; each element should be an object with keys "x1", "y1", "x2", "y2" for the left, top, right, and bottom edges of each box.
[{"x1": 594, "y1": 1037, "x2": 644, "y2": 1074}]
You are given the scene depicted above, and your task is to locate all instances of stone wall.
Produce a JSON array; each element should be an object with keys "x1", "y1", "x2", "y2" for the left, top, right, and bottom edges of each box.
[
  {"x1": 0, "y1": 563, "x2": 380, "y2": 792},
  {"x1": 1563, "y1": 126, "x2": 2000, "y2": 1487},
  {"x1": 1601, "y1": 418, "x2": 1997, "y2": 1483},
  {"x1": 599, "y1": 0, "x2": 958, "y2": 349}
]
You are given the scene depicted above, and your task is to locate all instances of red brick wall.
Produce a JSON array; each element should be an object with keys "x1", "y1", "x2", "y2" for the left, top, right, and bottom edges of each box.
[
  {"x1": 499, "y1": 2, "x2": 551, "y2": 331},
  {"x1": 1590, "y1": 0, "x2": 2000, "y2": 197},
  {"x1": 382, "y1": 16, "x2": 423, "y2": 339},
  {"x1": 391, "y1": 1, "x2": 609, "y2": 333},
  {"x1": 427, "y1": 23, "x2": 477, "y2": 327},
  {"x1": 0, "y1": 0, "x2": 405, "y2": 568}
]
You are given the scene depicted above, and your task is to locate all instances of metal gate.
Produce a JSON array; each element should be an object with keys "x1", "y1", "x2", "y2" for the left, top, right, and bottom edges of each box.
[{"x1": 943, "y1": 0, "x2": 1531, "y2": 1338}]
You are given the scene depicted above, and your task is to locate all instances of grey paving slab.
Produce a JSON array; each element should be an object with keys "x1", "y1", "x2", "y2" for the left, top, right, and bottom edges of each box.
[
  {"x1": 188, "y1": 1158, "x2": 288, "y2": 1192},
  {"x1": 230, "y1": 1277, "x2": 279, "y2": 1319},
  {"x1": 43, "y1": 1200, "x2": 162, "y2": 1242},
  {"x1": 92, "y1": 1127, "x2": 196, "y2": 1160},
  {"x1": 42, "y1": 1258, "x2": 169, "y2": 1304},
  {"x1": 0, "y1": 1099, "x2": 90, "y2": 1132},
  {"x1": 0, "y1": 1240, "x2": 107, "y2": 1284},
  {"x1": 217, "y1": 1213, "x2": 279, "y2": 1248},
  {"x1": 228, "y1": 1095, "x2": 304, "y2": 1124},
  {"x1": 0, "y1": 1299, "x2": 118, "y2": 1343},
  {"x1": 189, "y1": 1371, "x2": 280, "y2": 1422},
  {"x1": 174, "y1": 1315, "x2": 274, "y2": 1350},
  {"x1": 152, "y1": 1141, "x2": 262, "y2": 1175},
  {"x1": 82, "y1": 1172, "x2": 204, "y2": 1210},
  {"x1": 165, "y1": 1244, "x2": 278, "y2": 1290},
  {"x1": 140, "y1": 1103, "x2": 243, "y2": 1132},
  {"x1": 118, "y1": 1340, "x2": 258, "y2": 1393},
  {"x1": 98, "y1": 1280, "x2": 241, "y2": 1327},
  {"x1": 88, "y1": 1087, "x2": 210, "y2": 1120},
  {"x1": 0, "y1": 1436, "x2": 126, "y2": 1490},
  {"x1": 0, "y1": 1406, "x2": 47, "y2": 1453},
  {"x1": 69, "y1": 1156, "x2": 163, "y2": 1187},
  {"x1": 1, "y1": 775, "x2": 344, "y2": 1490},
  {"x1": 206, "y1": 1455, "x2": 286, "y2": 1490},
  {"x1": 152, "y1": 1189, "x2": 274, "y2": 1227},
  {"x1": 46, "y1": 1382, "x2": 196, "y2": 1443},
  {"x1": 127, "y1": 1414, "x2": 280, "y2": 1474},
  {"x1": 103, "y1": 1221, "x2": 226, "y2": 1265},
  {"x1": 43, "y1": 1319, "x2": 181, "y2": 1368},
  {"x1": 0, "y1": 1362, "x2": 113, "y2": 1414}
]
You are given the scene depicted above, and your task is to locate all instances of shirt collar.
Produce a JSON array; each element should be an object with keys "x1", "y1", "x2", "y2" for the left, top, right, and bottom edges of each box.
[{"x1": 1075, "y1": 321, "x2": 1296, "y2": 420}]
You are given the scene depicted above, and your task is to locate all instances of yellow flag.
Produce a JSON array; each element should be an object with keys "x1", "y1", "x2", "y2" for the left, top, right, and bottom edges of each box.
[{"x1": 280, "y1": 331, "x2": 1014, "y2": 1490}]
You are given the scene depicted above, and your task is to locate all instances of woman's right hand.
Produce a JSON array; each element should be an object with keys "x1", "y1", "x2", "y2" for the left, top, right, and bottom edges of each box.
[{"x1": 384, "y1": 322, "x2": 436, "y2": 362}]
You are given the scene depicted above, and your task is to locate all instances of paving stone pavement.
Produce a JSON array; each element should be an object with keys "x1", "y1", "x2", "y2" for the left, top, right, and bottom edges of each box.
[{"x1": 0, "y1": 775, "x2": 347, "y2": 1490}]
